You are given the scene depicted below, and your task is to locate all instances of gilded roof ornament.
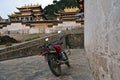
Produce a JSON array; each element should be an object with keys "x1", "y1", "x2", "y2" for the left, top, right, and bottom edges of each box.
[
  {"x1": 37, "y1": 3, "x2": 39, "y2": 6},
  {"x1": 64, "y1": 6, "x2": 79, "y2": 12},
  {"x1": 31, "y1": 3, "x2": 32, "y2": 6},
  {"x1": 25, "y1": 4, "x2": 26, "y2": 7},
  {"x1": 34, "y1": 4, "x2": 36, "y2": 6}
]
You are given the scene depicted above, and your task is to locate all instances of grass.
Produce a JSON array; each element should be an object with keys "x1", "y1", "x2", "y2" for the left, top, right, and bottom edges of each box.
[{"x1": 24, "y1": 35, "x2": 40, "y2": 41}]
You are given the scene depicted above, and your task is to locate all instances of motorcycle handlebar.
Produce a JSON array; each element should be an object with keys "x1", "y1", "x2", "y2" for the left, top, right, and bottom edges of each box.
[
  {"x1": 38, "y1": 41, "x2": 63, "y2": 49},
  {"x1": 37, "y1": 45, "x2": 45, "y2": 49}
]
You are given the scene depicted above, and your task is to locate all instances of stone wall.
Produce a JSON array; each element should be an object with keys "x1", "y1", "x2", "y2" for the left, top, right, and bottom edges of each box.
[
  {"x1": 85, "y1": 0, "x2": 120, "y2": 80},
  {"x1": 65, "y1": 27, "x2": 84, "y2": 49},
  {"x1": 0, "y1": 34, "x2": 66, "y2": 61},
  {"x1": 0, "y1": 28, "x2": 84, "y2": 61}
]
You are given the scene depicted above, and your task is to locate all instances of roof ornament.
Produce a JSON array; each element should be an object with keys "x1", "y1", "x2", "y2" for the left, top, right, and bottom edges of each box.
[
  {"x1": 63, "y1": 6, "x2": 80, "y2": 12},
  {"x1": 31, "y1": 3, "x2": 32, "y2": 6},
  {"x1": 37, "y1": 3, "x2": 39, "y2": 6},
  {"x1": 28, "y1": 4, "x2": 30, "y2": 7},
  {"x1": 24, "y1": 4, "x2": 27, "y2": 8}
]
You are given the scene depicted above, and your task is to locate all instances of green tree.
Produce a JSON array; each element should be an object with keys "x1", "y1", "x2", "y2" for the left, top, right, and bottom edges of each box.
[
  {"x1": 0, "y1": 16, "x2": 2, "y2": 21},
  {"x1": 44, "y1": 0, "x2": 79, "y2": 20}
]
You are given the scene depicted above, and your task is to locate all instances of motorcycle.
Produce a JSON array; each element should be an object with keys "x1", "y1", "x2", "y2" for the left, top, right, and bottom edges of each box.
[{"x1": 38, "y1": 31, "x2": 71, "y2": 77}]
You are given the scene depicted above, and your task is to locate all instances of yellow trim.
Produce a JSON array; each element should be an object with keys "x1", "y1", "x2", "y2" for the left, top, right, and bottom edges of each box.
[
  {"x1": 22, "y1": 3, "x2": 41, "y2": 8},
  {"x1": 31, "y1": 24, "x2": 46, "y2": 27},
  {"x1": 31, "y1": 23, "x2": 52, "y2": 27},
  {"x1": 64, "y1": 7, "x2": 79, "y2": 12}
]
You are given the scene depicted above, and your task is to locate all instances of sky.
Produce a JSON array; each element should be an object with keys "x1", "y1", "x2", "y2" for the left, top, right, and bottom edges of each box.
[{"x1": 0, "y1": 0, "x2": 54, "y2": 19}]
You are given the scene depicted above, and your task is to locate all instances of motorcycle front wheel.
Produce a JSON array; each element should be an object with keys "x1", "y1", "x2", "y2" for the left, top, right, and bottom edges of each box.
[{"x1": 48, "y1": 54, "x2": 61, "y2": 77}]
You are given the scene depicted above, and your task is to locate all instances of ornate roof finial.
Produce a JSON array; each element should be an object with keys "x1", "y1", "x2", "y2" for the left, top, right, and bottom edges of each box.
[
  {"x1": 34, "y1": 4, "x2": 36, "y2": 6},
  {"x1": 31, "y1": 3, "x2": 32, "y2": 6},
  {"x1": 37, "y1": 3, "x2": 39, "y2": 6},
  {"x1": 73, "y1": 7, "x2": 77, "y2": 10},
  {"x1": 25, "y1": 4, "x2": 26, "y2": 7}
]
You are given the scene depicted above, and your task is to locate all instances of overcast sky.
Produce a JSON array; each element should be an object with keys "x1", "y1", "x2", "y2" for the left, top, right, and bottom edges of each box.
[{"x1": 0, "y1": 0, "x2": 53, "y2": 19}]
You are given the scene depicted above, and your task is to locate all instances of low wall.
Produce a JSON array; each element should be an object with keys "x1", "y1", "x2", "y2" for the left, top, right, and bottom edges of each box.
[
  {"x1": 0, "y1": 34, "x2": 66, "y2": 61},
  {"x1": 66, "y1": 33, "x2": 84, "y2": 49},
  {"x1": 0, "y1": 28, "x2": 84, "y2": 61},
  {"x1": 65, "y1": 27, "x2": 84, "y2": 49}
]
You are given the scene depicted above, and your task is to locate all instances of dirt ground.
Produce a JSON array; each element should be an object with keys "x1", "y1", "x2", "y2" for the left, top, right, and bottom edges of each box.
[{"x1": 0, "y1": 36, "x2": 18, "y2": 45}]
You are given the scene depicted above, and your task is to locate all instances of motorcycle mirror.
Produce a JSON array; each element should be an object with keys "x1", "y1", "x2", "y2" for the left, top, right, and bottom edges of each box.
[
  {"x1": 45, "y1": 38, "x2": 49, "y2": 42},
  {"x1": 57, "y1": 30, "x2": 61, "y2": 34}
]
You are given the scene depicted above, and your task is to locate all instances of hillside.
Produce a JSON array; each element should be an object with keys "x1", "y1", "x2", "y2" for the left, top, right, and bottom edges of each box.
[{"x1": 44, "y1": 0, "x2": 79, "y2": 20}]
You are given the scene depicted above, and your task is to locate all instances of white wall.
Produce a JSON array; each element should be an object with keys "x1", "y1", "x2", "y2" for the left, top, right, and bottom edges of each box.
[
  {"x1": 0, "y1": 21, "x2": 82, "y2": 34},
  {"x1": 53, "y1": 21, "x2": 81, "y2": 31},
  {"x1": 85, "y1": 0, "x2": 120, "y2": 80},
  {"x1": 0, "y1": 23, "x2": 46, "y2": 34},
  {"x1": 1, "y1": 23, "x2": 30, "y2": 34}
]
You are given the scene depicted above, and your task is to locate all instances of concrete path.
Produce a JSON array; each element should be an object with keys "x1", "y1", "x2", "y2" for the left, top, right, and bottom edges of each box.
[{"x1": 0, "y1": 49, "x2": 94, "y2": 80}]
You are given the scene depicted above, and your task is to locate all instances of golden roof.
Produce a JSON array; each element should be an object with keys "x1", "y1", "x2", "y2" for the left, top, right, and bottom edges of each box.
[
  {"x1": 20, "y1": 9, "x2": 32, "y2": 12},
  {"x1": 8, "y1": 13, "x2": 19, "y2": 17},
  {"x1": 21, "y1": 3, "x2": 41, "y2": 8},
  {"x1": 64, "y1": 7, "x2": 80, "y2": 12},
  {"x1": 11, "y1": 13, "x2": 17, "y2": 16},
  {"x1": 21, "y1": 13, "x2": 32, "y2": 16}
]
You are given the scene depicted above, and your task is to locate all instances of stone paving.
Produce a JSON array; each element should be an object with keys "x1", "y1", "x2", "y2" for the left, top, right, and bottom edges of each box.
[{"x1": 0, "y1": 49, "x2": 94, "y2": 80}]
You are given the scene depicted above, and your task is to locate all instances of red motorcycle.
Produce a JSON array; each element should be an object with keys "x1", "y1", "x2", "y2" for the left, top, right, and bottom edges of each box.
[{"x1": 38, "y1": 36, "x2": 71, "y2": 77}]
